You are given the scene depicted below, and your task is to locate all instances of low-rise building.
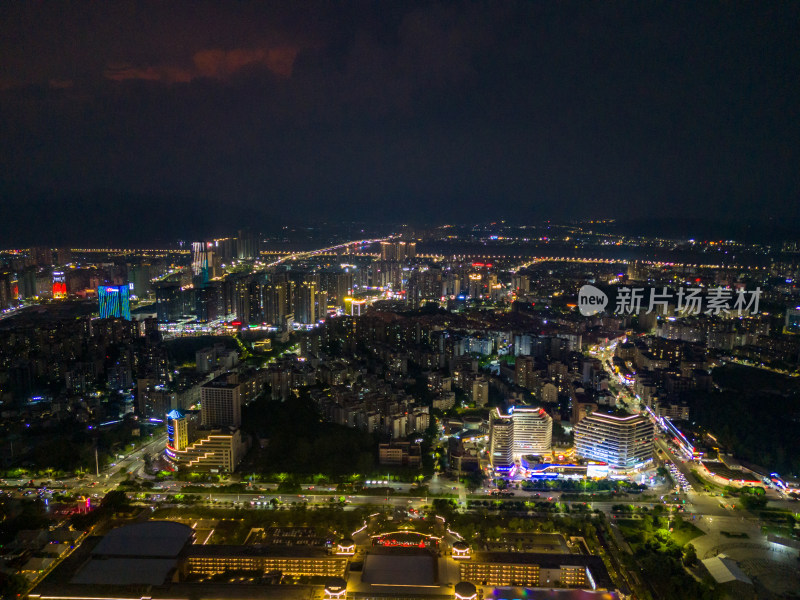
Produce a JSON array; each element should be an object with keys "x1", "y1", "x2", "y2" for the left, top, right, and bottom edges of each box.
[{"x1": 378, "y1": 442, "x2": 422, "y2": 467}]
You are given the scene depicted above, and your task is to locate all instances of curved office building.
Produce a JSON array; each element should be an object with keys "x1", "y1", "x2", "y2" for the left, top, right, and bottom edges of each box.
[{"x1": 574, "y1": 412, "x2": 654, "y2": 471}]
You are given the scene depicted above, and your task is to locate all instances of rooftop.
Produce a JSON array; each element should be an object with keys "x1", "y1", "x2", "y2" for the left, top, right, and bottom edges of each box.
[
  {"x1": 186, "y1": 544, "x2": 332, "y2": 559},
  {"x1": 701, "y1": 555, "x2": 753, "y2": 585},
  {"x1": 362, "y1": 553, "x2": 436, "y2": 586},
  {"x1": 471, "y1": 552, "x2": 613, "y2": 589},
  {"x1": 72, "y1": 558, "x2": 177, "y2": 586},
  {"x1": 92, "y1": 521, "x2": 194, "y2": 558}
]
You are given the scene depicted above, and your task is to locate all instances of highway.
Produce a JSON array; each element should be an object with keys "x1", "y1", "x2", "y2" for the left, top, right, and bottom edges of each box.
[
  {"x1": 1, "y1": 432, "x2": 168, "y2": 498},
  {"x1": 263, "y1": 236, "x2": 395, "y2": 268}
]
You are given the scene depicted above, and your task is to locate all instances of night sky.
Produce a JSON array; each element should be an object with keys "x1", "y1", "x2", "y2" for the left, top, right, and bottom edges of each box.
[{"x1": 1, "y1": 2, "x2": 798, "y2": 245}]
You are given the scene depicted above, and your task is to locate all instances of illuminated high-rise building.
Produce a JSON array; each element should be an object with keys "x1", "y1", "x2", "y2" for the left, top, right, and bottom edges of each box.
[
  {"x1": 407, "y1": 269, "x2": 443, "y2": 308},
  {"x1": 335, "y1": 272, "x2": 354, "y2": 307},
  {"x1": 468, "y1": 273, "x2": 484, "y2": 298},
  {"x1": 514, "y1": 355, "x2": 535, "y2": 387},
  {"x1": 395, "y1": 241, "x2": 407, "y2": 261},
  {"x1": 18, "y1": 268, "x2": 36, "y2": 299},
  {"x1": 227, "y1": 274, "x2": 253, "y2": 323},
  {"x1": 195, "y1": 285, "x2": 220, "y2": 323},
  {"x1": 98, "y1": 285, "x2": 131, "y2": 320},
  {"x1": 214, "y1": 237, "x2": 237, "y2": 262},
  {"x1": 0, "y1": 272, "x2": 15, "y2": 310},
  {"x1": 167, "y1": 410, "x2": 190, "y2": 451},
  {"x1": 200, "y1": 374, "x2": 242, "y2": 428},
  {"x1": 574, "y1": 412, "x2": 654, "y2": 470},
  {"x1": 192, "y1": 241, "x2": 215, "y2": 282},
  {"x1": 512, "y1": 274, "x2": 530, "y2": 293},
  {"x1": 52, "y1": 271, "x2": 67, "y2": 299},
  {"x1": 379, "y1": 241, "x2": 416, "y2": 262},
  {"x1": 295, "y1": 282, "x2": 325, "y2": 324},
  {"x1": 489, "y1": 411, "x2": 514, "y2": 473},
  {"x1": 509, "y1": 406, "x2": 552, "y2": 457},
  {"x1": 264, "y1": 282, "x2": 288, "y2": 325},
  {"x1": 155, "y1": 282, "x2": 183, "y2": 323}
]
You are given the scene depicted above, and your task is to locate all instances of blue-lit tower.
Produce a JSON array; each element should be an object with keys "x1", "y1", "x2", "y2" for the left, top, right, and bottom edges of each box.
[
  {"x1": 166, "y1": 409, "x2": 188, "y2": 452},
  {"x1": 98, "y1": 285, "x2": 131, "y2": 320}
]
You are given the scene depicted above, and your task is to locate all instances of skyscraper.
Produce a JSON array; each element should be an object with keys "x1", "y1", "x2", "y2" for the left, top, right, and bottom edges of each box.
[
  {"x1": 264, "y1": 282, "x2": 288, "y2": 326},
  {"x1": 192, "y1": 241, "x2": 215, "y2": 282},
  {"x1": 0, "y1": 272, "x2": 15, "y2": 310},
  {"x1": 98, "y1": 285, "x2": 131, "y2": 320},
  {"x1": 514, "y1": 355, "x2": 535, "y2": 387},
  {"x1": 236, "y1": 229, "x2": 258, "y2": 260},
  {"x1": 574, "y1": 412, "x2": 654, "y2": 470},
  {"x1": 335, "y1": 272, "x2": 354, "y2": 307},
  {"x1": 55, "y1": 247, "x2": 72, "y2": 266},
  {"x1": 380, "y1": 241, "x2": 394, "y2": 261},
  {"x1": 29, "y1": 246, "x2": 53, "y2": 267},
  {"x1": 167, "y1": 410, "x2": 190, "y2": 451},
  {"x1": 195, "y1": 285, "x2": 220, "y2": 323},
  {"x1": 489, "y1": 411, "x2": 514, "y2": 473},
  {"x1": 155, "y1": 283, "x2": 183, "y2": 322},
  {"x1": 128, "y1": 263, "x2": 153, "y2": 299},
  {"x1": 52, "y1": 271, "x2": 67, "y2": 300},
  {"x1": 510, "y1": 406, "x2": 552, "y2": 457},
  {"x1": 200, "y1": 375, "x2": 242, "y2": 429},
  {"x1": 295, "y1": 281, "x2": 325, "y2": 324}
]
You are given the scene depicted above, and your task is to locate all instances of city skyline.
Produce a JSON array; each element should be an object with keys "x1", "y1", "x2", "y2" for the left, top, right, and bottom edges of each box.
[
  {"x1": 2, "y1": 230, "x2": 800, "y2": 599},
  {"x1": 2, "y1": 4, "x2": 800, "y2": 599}
]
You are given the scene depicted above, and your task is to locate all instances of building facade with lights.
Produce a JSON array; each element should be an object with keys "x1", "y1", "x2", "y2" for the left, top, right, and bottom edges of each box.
[
  {"x1": 509, "y1": 406, "x2": 553, "y2": 457},
  {"x1": 167, "y1": 410, "x2": 190, "y2": 451},
  {"x1": 98, "y1": 284, "x2": 131, "y2": 320},
  {"x1": 489, "y1": 412, "x2": 514, "y2": 473},
  {"x1": 185, "y1": 545, "x2": 348, "y2": 578},
  {"x1": 458, "y1": 552, "x2": 608, "y2": 589},
  {"x1": 200, "y1": 375, "x2": 242, "y2": 428},
  {"x1": 574, "y1": 412, "x2": 654, "y2": 471},
  {"x1": 165, "y1": 427, "x2": 247, "y2": 473},
  {"x1": 490, "y1": 406, "x2": 552, "y2": 473}
]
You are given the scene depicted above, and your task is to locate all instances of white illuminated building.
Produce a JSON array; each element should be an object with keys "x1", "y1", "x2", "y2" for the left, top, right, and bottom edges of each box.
[
  {"x1": 574, "y1": 412, "x2": 654, "y2": 471},
  {"x1": 489, "y1": 411, "x2": 514, "y2": 473},
  {"x1": 509, "y1": 406, "x2": 553, "y2": 457},
  {"x1": 490, "y1": 406, "x2": 553, "y2": 472}
]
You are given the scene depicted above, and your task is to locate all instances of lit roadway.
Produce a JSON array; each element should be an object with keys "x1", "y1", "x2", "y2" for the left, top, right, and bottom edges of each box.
[
  {"x1": 263, "y1": 236, "x2": 396, "y2": 269},
  {"x1": 2, "y1": 432, "x2": 168, "y2": 497},
  {"x1": 260, "y1": 250, "x2": 751, "y2": 271}
]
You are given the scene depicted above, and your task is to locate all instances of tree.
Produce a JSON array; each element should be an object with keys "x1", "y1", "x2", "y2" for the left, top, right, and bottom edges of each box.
[
  {"x1": 739, "y1": 493, "x2": 767, "y2": 511},
  {"x1": 101, "y1": 490, "x2": 130, "y2": 511},
  {"x1": 466, "y1": 469, "x2": 484, "y2": 493},
  {"x1": 0, "y1": 572, "x2": 29, "y2": 599},
  {"x1": 682, "y1": 543, "x2": 697, "y2": 566}
]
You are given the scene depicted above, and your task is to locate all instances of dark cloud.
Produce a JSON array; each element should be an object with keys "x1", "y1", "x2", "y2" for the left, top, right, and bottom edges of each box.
[
  {"x1": 0, "y1": 2, "x2": 799, "y2": 245},
  {"x1": 102, "y1": 45, "x2": 301, "y2": 83}
]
